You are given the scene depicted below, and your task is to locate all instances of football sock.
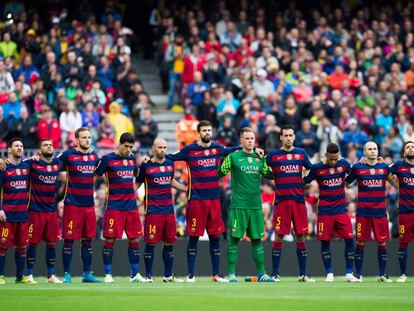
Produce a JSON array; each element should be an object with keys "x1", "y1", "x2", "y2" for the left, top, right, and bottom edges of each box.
[
  {"x1": 272, "y1": 241, "x2": 282, "y2": 275},
  {"x1": 15, "y1": 247, "x2": 26, "y2": 279},
  {"x1": 187, "y1": 236, "x2": 199, "y2": 277},
  {"x1": 321, "y1": 241, "x2": 332, "y2": 274},
  {"x1": 46, "y1": 244, "x2": 56, "y2": 276},
  {"x1": 251, "y1": 239, "x2": 265, "y2": 275},
  {"x1": 377, "y1": 245, "x2": 387, "y2": 276},
  {"x1": 128, "y1": 241, "x2": 140, "y2": 277},
  {"x1": 398, "y1": 243, "x2": 408, "y2": 276},
  {"x1": 144, "y1": 244, "x2": 155, "y2": 278},
  {"x1": 81, "y1": 239, "x2": 93, "y2": 274},
  {"x1": 355, "y1": 244, "x2": 364, "y2": 276},
  {"x1": 344, "y1": 239, "x2": 355, "y2": 274},
  {"x1": 0, "y1": 248, "x2": 7, "y2": 275},
  {"x1": 296, "y1": 242, "x2": 307, "y2": 276},
  {"x1": 26, "y1": 244, "x2": 37, "y2": 275},
  {"x1": 102, "y1": 240, "x2": 114, "y2": 275},
  {"x1": 162, "y1": 245, "x2": 174, "y2": 277},
  {"x1": 227, "y1": 237, "x2": 239, "y2": 275},
  {"x1": 209, "y1": 236, "x2": 221, "y2": 276},
  {"x1": 62, "y1": 239, "x2": 74, "y2": 274}
]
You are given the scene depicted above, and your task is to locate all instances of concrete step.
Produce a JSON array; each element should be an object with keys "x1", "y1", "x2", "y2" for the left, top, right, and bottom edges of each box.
[{"x1": 154, "y1": 112, "x2": 183, "y2": 122}]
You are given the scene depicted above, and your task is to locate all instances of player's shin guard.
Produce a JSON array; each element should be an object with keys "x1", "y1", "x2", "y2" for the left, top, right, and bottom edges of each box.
[
  {"x1": 62, "y1": 239, "x2": 74, "y2": 274},
  {"x1": 0, "y1": 248, "x2": 7, "y2": 275},
  {"x1": 321, "y1": 241, "x2": 332, "y2": 274},
  {"x1": 251, "y1": 239, "x2": 265, "y2": 275},
  {"x1": 144, "y1": 244, "x2": 155, "y2": 278},
  {"x1": 162, "y1": 245, "x2": 174, "y2": 277},
  {"x1": 272, "y1": 242, "x2": 282, "y2": 275},
  {"x1": 398, "y1": 243, "x2": 408, "y2": 276},
  {"x1": 26, "y1": 244, "x2": 37, "y2": 276},
  {"x1": 102, "y1": 241, "x2": 114, "y2": 275},
  {"x1": 296, "y1": 242, "x2": 307, "y2": 276},
  {"x1": 81, "y1": 239, "x2": 93, "y2": 274},
  {"x1": 46, "y1": 244, "x2": 56, "y2": 277},
  {"x1": 355, "y1": 244, "x2": 364, "y2": 276},
  {"x1": 15, "y1": 247, "x2": 26, "y2": 279},
  {"x1": 377, "y1": 245, "x2": 387, "y2": 276},
  {"x1": 344, "y1": 239, "x2": 355, "y2": 274},
  {"x1": 187, "y1": 236, "x2": 199, "y2": 277},
  {"x1": 227, "y1": 237, "x2": 239, "y2": 275},
  {"x1": 209, "y1": 236, "x2": 221, "y2": 276},
  {"x1": 128, "y1": 242, "x2": 140, "y2": 277}
]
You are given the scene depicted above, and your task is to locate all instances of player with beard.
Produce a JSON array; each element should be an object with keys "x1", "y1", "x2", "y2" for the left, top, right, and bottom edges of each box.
[
  {"x1": 389, "y1": 141, "x2": 414, "y2": 282},
  {"x1": 164, "y1": 120, "x2": 264, "y2": 282},
  {"x1": 346, "y1": 141, "x2": 396, "y2": 282},
  {"x1": 25, "y1": 139, "x2": 64, "y2": 283},
  {"x1": 58, "y1": 127, "x2": 101, "y2": 283},
  {"x1": 266, "y1": 125, "x2": 315, "y2": 282},
  {"x1": 0, "y1": 138, "x2": 31, "y2": 284}
]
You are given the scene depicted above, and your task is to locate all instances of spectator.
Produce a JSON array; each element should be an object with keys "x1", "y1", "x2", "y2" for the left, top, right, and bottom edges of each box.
[
  {"x1": 296, "y1": 119, "x2": 319, "y2": 158},
  {"x1": 316, "y1": 117, "x2": 343, "y2": 156},
  {"x1": 341, "y1": 118, "x2": 369, "y2": 158},
  {"x1": 37, "y1": 104, "x2": 61, "y2": 148},
  {"x1": 107, "y1": 101, "x2": 134, "y2": 142},
  {"x1": 176, "y1": 108, "x2": 199, "y2": 147},
  {"x1": 186, "y1": 71, "x2": 209, "y2": 110},
  {"x1": 0, "y1": 59, "x2": 15, "y2": 103},
  {"x1": 0, "y1": 106, "x2": 8, "y2": 148},
  {"x1": 216, "y1": 116, "x2": 238, "y2": 147},
  {"x1": 59, "y1": 100, "x2": 83, "y2": 147},
  {"x1": 135, "y1": 108, "x2": 158, "y2": 149},
  {"x1": 259, "y1": 114, "x2": 280, "y2": 152},
  {"x1": 196, "y1": 91, "x2": 217, "y2": 128},
  {"x1": 382, "y1": 127, "x2": 404, "y2": 161},
  {"x1": 0, "y1": 32, "x2": 18, "y2": 59},
  {"x1": 356, "y1": 85, "x2": 375, "y2": 111},
  {"x1": 17, "y1": 107, "x2": 37, "y2": 149},
  {"x1": 217, "y1": 90, "x2": 240, "y2": 128},
  {"x1": 252, "y1": 69, "x2": 274, "y2": 98}
]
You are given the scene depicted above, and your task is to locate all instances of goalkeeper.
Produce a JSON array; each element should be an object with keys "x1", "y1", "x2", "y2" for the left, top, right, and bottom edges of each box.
[{"x1": 219, "y1": 127, "x2": 275, "y2": 282}]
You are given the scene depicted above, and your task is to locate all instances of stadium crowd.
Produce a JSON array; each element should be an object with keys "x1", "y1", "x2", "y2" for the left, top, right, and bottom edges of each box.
[{"x1": 1, "y1": 0, "x2": 414, "y2": 240}]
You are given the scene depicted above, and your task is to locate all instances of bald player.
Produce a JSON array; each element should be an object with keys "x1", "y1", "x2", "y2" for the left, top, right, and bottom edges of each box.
[
  {"x1": 137, "y1": 138, "x2": 187, "y2": 282},
  {"x1": 346, "y1": 141, "x2": 397, "y2": 282}
]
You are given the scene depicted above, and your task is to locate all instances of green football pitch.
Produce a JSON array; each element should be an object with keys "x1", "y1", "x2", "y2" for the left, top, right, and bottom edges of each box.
[{"x1": 1, "y1": 277, "x2": 413, "y2": 310}]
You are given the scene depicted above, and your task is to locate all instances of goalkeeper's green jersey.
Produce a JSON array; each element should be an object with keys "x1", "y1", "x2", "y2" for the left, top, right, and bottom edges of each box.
[{"x1": 219, "y1": 150, "x2": 273, "y2": 209}]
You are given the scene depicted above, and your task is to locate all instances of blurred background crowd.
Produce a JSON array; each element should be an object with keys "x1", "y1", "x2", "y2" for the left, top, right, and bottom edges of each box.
[{"x1": 0, "y1": 0, "x2": 411, "y2": 240}]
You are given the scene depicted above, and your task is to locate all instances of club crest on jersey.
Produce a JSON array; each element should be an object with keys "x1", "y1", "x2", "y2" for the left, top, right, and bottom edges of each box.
[
  {"x1": 168, "y1": 166, "x2": 172, "y2": 171},
  {"x1": 338, "y1": 167, "x2": 343, "y2": 172},
  {"x1": 123, "y1": 159, "x2": 128, "y2": 166},
  {"x1": 379, "y1": 169, "x2": 384, "y2": 174},
  {"x1": 370, "y1": 169, "x2": 376, "y2": 175},
  {"x1": 204, "y1": 150, "x2": 210, "y2": 156},
  {"x1": 160, "y1": 166, "x2": 165, "y2": 172},
  {"x1": 53, "y1": 165, "x2": 58, "y2": 170},
  {"x1": 47, "y1": 165, "x2": 52, "y2": 172},
  {"x1": 129, "y1": 160, "x2": 134, "y2": 165},
  {"x1": 248, "y1": 157, "x2": 253, "y2": 163},
  {"x1": 83, "y1": 155, "x2": 89, "y2": 162},
  {"x1": 256, "y1": 158, "x2": 260, "y2": 162},
  {"x1": 287, "y1": 154, "x2": 292, "y2": 160},
  {"x1": 329, "y1": 168, "x2": 335, "y2": 175},
  {"x1": 23, "y1": 169, "x2": 28, "y2": 174},
  {"x1": 411, "y1": 168, "x2": 414, "y2": 174},
  {"x1": 212, "y1": 148, "x2": 217, "y2": 154},
  {"x1": 16, "y1": 169, "x2": 21, "y2": 175},
  {"x1": 295, "y1": 154, "x2": 300, "y2": 160}
]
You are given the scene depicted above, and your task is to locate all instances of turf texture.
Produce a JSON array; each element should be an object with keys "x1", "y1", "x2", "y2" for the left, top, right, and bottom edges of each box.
[{"x1": 1, "y1": 277, "x2": 413, "y2": 310}]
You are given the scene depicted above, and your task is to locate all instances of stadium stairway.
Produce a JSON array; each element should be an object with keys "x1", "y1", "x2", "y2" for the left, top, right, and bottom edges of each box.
[{"x1": 134, "y1": 57, "x2": 183, "y2": 152}]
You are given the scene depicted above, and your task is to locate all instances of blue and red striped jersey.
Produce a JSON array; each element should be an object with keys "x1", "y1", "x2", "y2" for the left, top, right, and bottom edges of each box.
[
  {"x1": 266, "y1": 147, "x2": 312, "y2": 204},
  {"x1": 58, "y1": 148, "x2": 99, "y2": 207},
  {"x1": 305, "y1": 159, "x2": 351, "y2": 215},
  {"x1": 166, "y1": 142, "x2": 240, "y2": 200},
  {"x1": 136, "y1": 159, "x2": 175, "y2": 215},
  {"x1": 0, "y1": 161, "x2": 31, "y2": 222},
  {"x1": 95, "y1": 152, "x2": 138, "y2": 211},
  {"x1": 346, "y1": 162, "x2": 390, "y2": 217},
  {"x1": 390, "y1": 160, "x2": 414, "y2": 214},
  {"x1": 26, "y1": 158, "x2": 63, "y2": 212}
]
